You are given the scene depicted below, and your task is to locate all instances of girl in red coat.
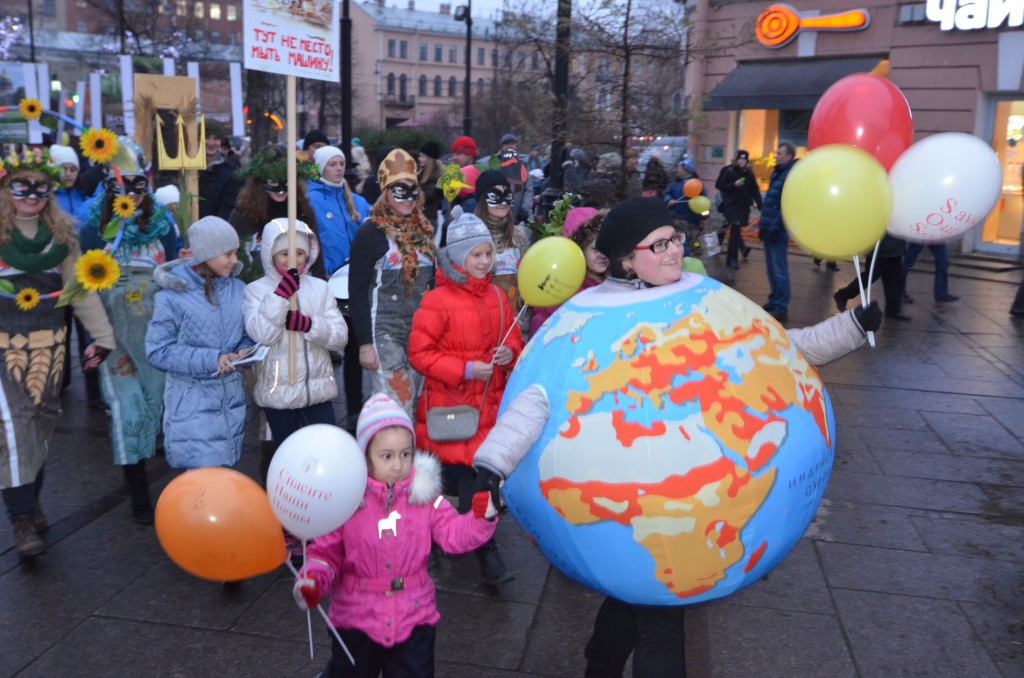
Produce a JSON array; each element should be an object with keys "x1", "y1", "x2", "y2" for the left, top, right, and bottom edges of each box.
[{"x1": 408, "y1": 212, "x2": 524, "y2": 586}]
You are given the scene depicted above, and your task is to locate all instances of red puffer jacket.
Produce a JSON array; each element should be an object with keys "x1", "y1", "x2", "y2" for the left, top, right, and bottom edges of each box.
[{"x1": 409, "y1": 267, "x2": 524, "y2": 466}]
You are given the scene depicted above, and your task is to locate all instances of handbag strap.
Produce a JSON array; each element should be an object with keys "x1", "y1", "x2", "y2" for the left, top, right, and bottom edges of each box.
[{"x1": 425, "y1": 285, "x2": 505, "y2": 411}]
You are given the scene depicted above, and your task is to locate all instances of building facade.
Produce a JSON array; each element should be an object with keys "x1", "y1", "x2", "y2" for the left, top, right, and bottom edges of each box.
[{"x1": 687, "y1": 0, "x2": 1024, "y2": 257}]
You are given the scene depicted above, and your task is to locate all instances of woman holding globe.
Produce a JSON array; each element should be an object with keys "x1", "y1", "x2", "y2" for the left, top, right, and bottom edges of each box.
[{"x1": 468, "y1": 197, "x2": 882, "y2": 677}]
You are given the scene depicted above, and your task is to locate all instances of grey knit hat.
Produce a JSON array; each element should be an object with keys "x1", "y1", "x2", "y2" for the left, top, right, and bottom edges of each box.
[
  {"x1": 439, "y1": 213, "x2": 494, "y2": 283},
  {"x1": 188, "y1": 216, "x2": 240, "y2": 266}
]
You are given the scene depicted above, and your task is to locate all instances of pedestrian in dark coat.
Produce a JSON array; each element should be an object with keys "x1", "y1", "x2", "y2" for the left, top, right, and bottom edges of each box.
[
  {"x1": 714, "y1": 149, "x2": 762, "y2": 269},
  {"x1": 758, "y1": 142, "x2": 797, "y2": 321}
]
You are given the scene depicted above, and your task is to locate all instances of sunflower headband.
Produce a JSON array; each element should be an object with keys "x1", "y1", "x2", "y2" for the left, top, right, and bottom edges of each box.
[
  {"x1": 0, "y1": 148, "x2": 63, "y2": 186},
  {"x1": 237, "y1": 148, "x2": 318, "y2": 183}
]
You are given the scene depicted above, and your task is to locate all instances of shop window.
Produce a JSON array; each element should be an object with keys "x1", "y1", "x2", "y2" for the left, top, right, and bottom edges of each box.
[
  {"x1": 898, "y1": 4, "x2": 928, "y2": 23},
  {"x1": 980, "y1": 100, "x2": 1024, "y2": 248}
]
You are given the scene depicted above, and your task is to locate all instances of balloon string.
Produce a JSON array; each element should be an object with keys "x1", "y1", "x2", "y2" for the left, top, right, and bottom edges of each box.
[
  {"x1": 492, "y1": 305, "x2": 529, "y2": 364},
  {"x1": 304, "y1": 540, "x2": 313, "y2": 660},
  {"x1": 852, "y1": 244, "x2": 879, "y2": 349},
  {"x1": 285, "y1": 558, "x2": 356, "y2": 666}
]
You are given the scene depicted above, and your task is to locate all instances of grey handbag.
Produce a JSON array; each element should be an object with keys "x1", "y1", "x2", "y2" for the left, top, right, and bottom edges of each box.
[{"x1": 425, "y1": 287, "x2": 504, "y2": 442}]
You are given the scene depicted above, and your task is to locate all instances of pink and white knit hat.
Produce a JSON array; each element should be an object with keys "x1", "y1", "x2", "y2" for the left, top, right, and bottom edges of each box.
[{"x1": 356, "y1": 393, "x2": 415, "y2": 453}]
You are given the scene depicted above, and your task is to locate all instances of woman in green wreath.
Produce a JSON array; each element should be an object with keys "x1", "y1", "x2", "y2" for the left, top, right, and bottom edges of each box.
[
  {"x1": 80, "y1": 138, "x2": 179, "y2": 526},
  {"x1": 0, "y1": 149, "x2": 115, "y2": 559}
]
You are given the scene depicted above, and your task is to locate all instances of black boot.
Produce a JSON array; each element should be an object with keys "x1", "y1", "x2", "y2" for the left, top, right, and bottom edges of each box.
[
  {"x1": 476, "y1": 541, "x2": 514, "y2": 586},
  {"x1": 122, "y1": 461, "x2": 154, "y2": 525}
]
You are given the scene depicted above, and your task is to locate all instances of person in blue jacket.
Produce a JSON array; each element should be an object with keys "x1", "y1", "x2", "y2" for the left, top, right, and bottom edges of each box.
[
  {"x1": 308, "y1": 145, "x2": 371, "y2": 432},
  {"x1": 49, "y1": 145, "x2": 94, "y2": 228},
  {"x1": 146, "y1": 216, "x2": 251, "y2": 468},
  {"x1": 758, "y1": 142, "x2": 798, "y2": 323}
]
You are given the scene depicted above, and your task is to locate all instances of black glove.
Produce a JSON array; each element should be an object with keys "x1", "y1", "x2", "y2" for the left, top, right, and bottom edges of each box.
[
  {"x1": 853, "y1": 301, "x2": 882, "y2": 333},
  {"x1": 463, "y1": 468, "x2": 502, "y2": 517}
]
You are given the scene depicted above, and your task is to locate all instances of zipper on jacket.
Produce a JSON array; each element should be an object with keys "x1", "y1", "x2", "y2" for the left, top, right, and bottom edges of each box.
[{"x1": 385, "y1": 483, "x2": 394, "y2": 511}]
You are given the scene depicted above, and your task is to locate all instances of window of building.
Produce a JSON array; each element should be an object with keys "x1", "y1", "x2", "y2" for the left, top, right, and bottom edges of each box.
[
  {"x1": 229, "y1": 32, "x2": 237, "y2": 45},
  {"x1": 41, "y1": 0, "x2": 55, "y2": 16},
  {"x1": 419, "y1": 75, "x2": 428, "y2": 96},
  {"x1": 532, "y1": 52, "x2": 539, "y2": 70},
  {"x1": 387, "y1": 73, "x2": 395, "y2": 95},
  {"x1": 194, "y1": 1, "x2": 204, "y2": 19},
  {"x1": 210, "y1": 3, "x2": 221, "y2": 19},
  {"x1": 647, "y1": 60, "x2": 655, "y2": 76},
  {"x1": 597, "y1": 85, "x2": 610, "y2": 109},
  {"x1": 399, "y1": 74, "x2": 407, "y2": 102},
  {"x1": 419, "y1": 42, "x2": 428, "y2": 60},
  {"x1": 477, "y1": 47, "x2": 485, "y2": 65},
  {"x1": 504, "y1": 49, "x2": 512, "y2": 68},
  {"x1": 517, "y1": 52, "x2": 526, "y2": 68},
  {"x1": 388, "y1": 39, "x2": 396, "y2": 58},
  {"x1": 77, "y1": 20, "x2": 88, "y2": 31},
  {"x1": 400, "y1": 40, "x2": 408, "y2": 59},
  {"x1": 226, "y1": 4, "x2": 237, "y2": 20},
  {"x1": 448, "y1": 76, "x2": 457, "y2": 97},
  {"x1": 195, "y1": 29, "x2": 204, "y2": 39},
  {"x1": 898, "y1": 3, "x2": 927, "y2": 23},
  {"x1": 477, "y1": 78, "x2": 485, "y2": 96},
  {"x1": 434, "y1": 75, "x2": 442, "y2": 97},
  {"x1": 449, "y1": 45, "x2": 458, "y2": 63},
  {"x1": 434, "y1": 44, "x2": 443, "y2": 62},
  {"x1": 157, "y1": 2, "x2": 166, "y2": 14},
  {"x1": 76, "y1": 0, "x2": 87, "y2": 7},
  {"x1": 211, "y1": 31, "x2": 220, "y2": 42}
]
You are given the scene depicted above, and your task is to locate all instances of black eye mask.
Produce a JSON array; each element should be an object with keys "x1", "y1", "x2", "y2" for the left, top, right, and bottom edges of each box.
[
  {"x1": 105, "y1": 175, "x2": 149, "y2": 196},
  {"x1": 9, "y1": 179, "x2": 52, "y2": 200},
  {"x1": 389, "y1": 183, "x2": 420, "y2": 202},
  {"x1": 264, "y1": 181, "x2": 288, "y2": 195},
  {"x1": 485, "y1": 188, "x2": 514, "y2": 206}
]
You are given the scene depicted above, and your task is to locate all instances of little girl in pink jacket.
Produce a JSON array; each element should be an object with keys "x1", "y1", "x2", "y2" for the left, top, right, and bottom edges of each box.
[{"x1": 292, "y1": 393, "x2": 497, "y2": 677}]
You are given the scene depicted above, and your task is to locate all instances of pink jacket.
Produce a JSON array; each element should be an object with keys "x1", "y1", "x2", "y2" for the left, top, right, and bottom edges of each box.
[{"x1": 302, "y1": 453, "x2": 496, "y2": 648}]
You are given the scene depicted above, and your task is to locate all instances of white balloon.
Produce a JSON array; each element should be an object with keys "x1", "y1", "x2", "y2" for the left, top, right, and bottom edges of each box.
[
  {"x1": 887, "y1": 132, "x2": 1002, "y2": 244},
  {"x1": 266, "y1": 424, "x2": 367, "y2": 541}
]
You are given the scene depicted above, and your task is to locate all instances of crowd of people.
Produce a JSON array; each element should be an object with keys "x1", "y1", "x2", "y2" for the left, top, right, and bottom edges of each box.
[{"x1": 4, "y1": 123, "x2": 1007, "y2": 677}]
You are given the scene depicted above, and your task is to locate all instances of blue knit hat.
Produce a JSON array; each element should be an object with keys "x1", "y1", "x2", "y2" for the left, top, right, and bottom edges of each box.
[{"x1": 357, "y1": 393, "x2": 415, "y2": 453}]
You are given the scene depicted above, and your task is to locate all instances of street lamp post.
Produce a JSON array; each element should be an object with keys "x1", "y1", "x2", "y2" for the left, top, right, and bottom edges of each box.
[
  {"x1": 26, "y1": 0, "x2": 35, "y2": 62},
  {"x1": 455, "y1": 1, "x2": 472, "y2": 137}
]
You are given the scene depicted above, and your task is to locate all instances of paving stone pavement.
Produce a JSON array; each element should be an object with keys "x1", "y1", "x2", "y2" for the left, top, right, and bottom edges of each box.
[{"x1": 1, "y1": 245, "x2": 1022, "y2": 677}]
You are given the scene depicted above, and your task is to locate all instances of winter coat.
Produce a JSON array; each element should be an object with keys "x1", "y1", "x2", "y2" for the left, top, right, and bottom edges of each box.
[
  {"x1": 228, "y1": 200, "x2": 326, "y2": 282},
  {"x1": 243, "y1": 220, "x2": 349, "y2": 410},
  {"x1": 759, "y1": 160, "x2": 796, "y2": 243},
  {"x1": 55, "y1": 186, "x2": 93, "y2": 229},
  {"x1": 307, "y1": 180, "x2": 371, "y2": 276},
  {"x1": 408, "y1": 268, "x2": 524, "y2": 467},
  {"x1": 472, "y1": 273, "x2": 871, "y2": 480},
  {"x1": 303, "y1": 453, "x2": 496, "y2": 648},
  {"x1": 198, "y1": 155, "x2": 242, "y2": 221},
  {"x1": 714, "y1": 164, "x2": 763, "y2": 225},
  {"x1": 665, "y1": 176, "x2": 705, "y2": 226},
  {"x1": 146, "y1": 263, "x2": 249, "y2": 468}
]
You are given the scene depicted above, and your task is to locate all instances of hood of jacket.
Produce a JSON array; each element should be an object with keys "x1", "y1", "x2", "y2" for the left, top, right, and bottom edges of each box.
[
  {"x1": 434, "y1": 263, "x2": 492, "y2": 295},
  {"x1": 259, "y1": 218, "x2": 321, "y2": 279},
  {"x1": 363, "y1": 452, "x2": 442, "y2": 508}
]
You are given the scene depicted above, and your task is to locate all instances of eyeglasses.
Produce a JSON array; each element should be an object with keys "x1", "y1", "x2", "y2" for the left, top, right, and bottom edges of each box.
[
  {"x1": 484, "y1": 187, "x2": 513, "y2": 206},
  {"x1": 264, "y1": 181, "x2": 288, "y2": 195},
  {"x1": 9, "y1": 179, "x2": 52, "y2": 200},
  {"x1": 634, "y1": 232, "x2": 684, "y2": 254},
  {"x1": 389, "y1": 183, "x2": 420, "y2": 202}
]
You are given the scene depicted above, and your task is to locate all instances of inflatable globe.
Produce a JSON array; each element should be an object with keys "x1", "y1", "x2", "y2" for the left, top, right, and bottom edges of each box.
[{"x1": 502, "y1": 274, "x2": 836, "y2": 606}]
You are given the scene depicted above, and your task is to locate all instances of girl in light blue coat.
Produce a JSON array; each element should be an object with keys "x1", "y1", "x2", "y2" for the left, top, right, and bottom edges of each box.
[{"x1": 146, "y1": 217, "x2": 251, "y2": 468}]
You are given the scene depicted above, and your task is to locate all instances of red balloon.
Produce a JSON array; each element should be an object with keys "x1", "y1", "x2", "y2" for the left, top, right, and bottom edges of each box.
[{"x1": 808, "y1": 73, "x2": 913, "y2": 171}]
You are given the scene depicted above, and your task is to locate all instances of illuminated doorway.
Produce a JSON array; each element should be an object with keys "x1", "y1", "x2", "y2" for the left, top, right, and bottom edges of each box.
[{"x1": 977, "y1": 99, "x2": 1023, "y2": 255}]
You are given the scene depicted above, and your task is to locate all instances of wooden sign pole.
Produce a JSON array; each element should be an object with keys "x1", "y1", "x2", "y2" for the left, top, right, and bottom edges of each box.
[{"x1": 286, "y1": 75, "x2": 298, "y2": 384}]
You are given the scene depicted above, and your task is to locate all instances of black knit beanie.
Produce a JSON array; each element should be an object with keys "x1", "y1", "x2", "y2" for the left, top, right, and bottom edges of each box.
[
  {"x1": 302, "y1": 129, "x2": 329, "y2": 150},
  {"x1": 474, "y1": 170, "x2": 509, "y2": 200},
  {"x1": 420, "y1": 140, "x2": 441, "y2": 160},
  {"x1": 596, "y1": 197, "x2": 674, "y2": 261}
]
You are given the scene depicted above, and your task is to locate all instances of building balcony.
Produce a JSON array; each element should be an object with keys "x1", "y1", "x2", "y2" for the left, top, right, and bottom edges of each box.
[{"x1": 382, "y1": 94, "x2": 416, "y2": 107}]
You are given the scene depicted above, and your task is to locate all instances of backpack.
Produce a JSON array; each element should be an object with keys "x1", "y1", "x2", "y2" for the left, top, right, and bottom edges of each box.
[{"x1": 714, "y1": 191, "x2": 724, "y2": 214}]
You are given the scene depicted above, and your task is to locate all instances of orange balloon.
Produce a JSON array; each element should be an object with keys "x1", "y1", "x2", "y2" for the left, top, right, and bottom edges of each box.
[
  {"x1": 156, "y1": 468, "x2": 286, "y2": 581},
  {"x1": 683, "y1": 178, "x2": 703, "y2": 198}
]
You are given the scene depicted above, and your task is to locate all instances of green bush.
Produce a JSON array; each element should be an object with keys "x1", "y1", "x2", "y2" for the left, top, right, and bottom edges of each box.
[{"x1": 355, "y1": 128, "x2": 443, "y2": 162}]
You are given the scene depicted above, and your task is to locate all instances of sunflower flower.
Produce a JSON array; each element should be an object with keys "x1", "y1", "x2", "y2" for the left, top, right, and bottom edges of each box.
[
  {"x1": 75, "y1": 250, "x2": 121, "y2": 292},
  {"x1": 15, "y1": 287, "x2": 40, "y2": 311},
  {"x1": 112, "y1": 195, "x2": 136, "y2": 219},
  {"x1": 19, "y1": 98, "x2": 43, "y2": 120},
  {"x1": 80, "y1": 127, "x2": 118, "y2": 164}
]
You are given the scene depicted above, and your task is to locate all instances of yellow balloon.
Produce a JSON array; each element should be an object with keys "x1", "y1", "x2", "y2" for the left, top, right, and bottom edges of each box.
[
  {"x1": 688, "y1": 195, "x2": 711, "y2": 215},
  {"x1": 518, "y1": 236, "x2": 586, "y2": 307},
  {"x1": 781, "y1": 144, "x2": 893, "y2": 259}
]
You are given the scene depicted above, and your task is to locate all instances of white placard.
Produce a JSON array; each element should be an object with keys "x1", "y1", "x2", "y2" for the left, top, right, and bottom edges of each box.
[
  {"x1": 89, "y1": 72, "x2": 102, "y2": 130},
  {"x1": 22, "y1": 62, "x2": 42, "y2": 143},
  {"x1": 163, "y1": 58, "x2": 175, "y2": 76},
  {"x1": 74, "y1": 80, "x2": 86, "y2": 132},
  {"x1": 243, "y1": 0, "x2": 340, "y2": 82}
]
